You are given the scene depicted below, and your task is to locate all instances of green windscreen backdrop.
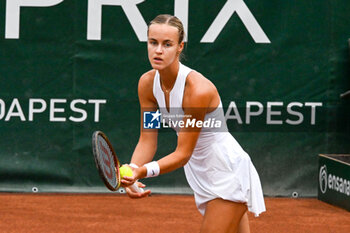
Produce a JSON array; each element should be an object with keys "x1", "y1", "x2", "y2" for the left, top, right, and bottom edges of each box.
[{"x1": 0, "y1": 0, "x2": 349, "y2": 196}]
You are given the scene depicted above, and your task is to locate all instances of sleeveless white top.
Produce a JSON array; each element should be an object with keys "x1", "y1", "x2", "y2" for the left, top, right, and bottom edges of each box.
[{"x1": 152, "y1": 63, "x2": 266, "y2": 216}]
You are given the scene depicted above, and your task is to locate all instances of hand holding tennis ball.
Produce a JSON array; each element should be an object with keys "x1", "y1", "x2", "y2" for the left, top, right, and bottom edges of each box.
[{"x1": 120, "y1": 165, "x2": 133, "y2": 178}]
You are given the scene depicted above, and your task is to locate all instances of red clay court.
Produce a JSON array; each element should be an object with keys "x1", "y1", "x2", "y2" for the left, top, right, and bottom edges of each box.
[{"x1": 1, "y1": 194, "x2": 349, "y2": 233}]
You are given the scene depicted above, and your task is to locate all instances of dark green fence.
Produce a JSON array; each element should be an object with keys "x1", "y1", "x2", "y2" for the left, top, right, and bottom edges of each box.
[{"x1": 0, "y1": 0, "x2": 349, "y2": 196}]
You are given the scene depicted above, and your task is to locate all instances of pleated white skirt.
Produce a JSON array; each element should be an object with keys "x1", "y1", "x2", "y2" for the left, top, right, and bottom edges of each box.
[{"x1": 184, "y1": 132, "x2": 266, "y2": 217}]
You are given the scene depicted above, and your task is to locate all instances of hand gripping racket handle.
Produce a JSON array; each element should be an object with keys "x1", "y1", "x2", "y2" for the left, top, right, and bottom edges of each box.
[{"x1": 129, "y1": 183, "x2": 144, "y2": 193}]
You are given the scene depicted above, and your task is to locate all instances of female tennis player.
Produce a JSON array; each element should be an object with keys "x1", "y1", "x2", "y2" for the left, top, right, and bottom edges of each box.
[{"x1": 121, "y1": 14, "x2": 265, "y2": 233}]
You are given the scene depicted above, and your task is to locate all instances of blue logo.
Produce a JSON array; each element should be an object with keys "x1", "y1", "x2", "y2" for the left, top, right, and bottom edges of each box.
[{"x1": 143, "y1": 110, "x2": 161, "y2": 129}]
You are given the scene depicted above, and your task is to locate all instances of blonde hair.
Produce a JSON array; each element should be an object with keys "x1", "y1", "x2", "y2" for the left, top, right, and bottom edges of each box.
[{"x1": 148, "y1": 14, "x2": 185, "y2": 44}]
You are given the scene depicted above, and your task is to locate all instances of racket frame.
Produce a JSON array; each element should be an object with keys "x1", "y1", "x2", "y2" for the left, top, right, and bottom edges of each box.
[
  {"x1": 92, "y1": 131, "x2": 144, "y2": 193},
  {"x1": 92, "y1": 131, "x2": 121, "y2": 191}
]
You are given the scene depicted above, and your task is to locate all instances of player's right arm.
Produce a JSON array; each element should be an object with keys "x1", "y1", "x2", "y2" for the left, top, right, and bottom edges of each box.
[
  {"x1": 130, "y1": 70, "x2": 159, "y2": 170},
  {"x1": 122, "y1": 71, "x2": 158, "y2": 198}
]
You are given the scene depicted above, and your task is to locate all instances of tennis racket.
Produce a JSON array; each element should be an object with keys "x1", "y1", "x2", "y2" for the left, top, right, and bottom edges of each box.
[{"x1": 92, "y1": 131, "x2": 143, "y2": 193}]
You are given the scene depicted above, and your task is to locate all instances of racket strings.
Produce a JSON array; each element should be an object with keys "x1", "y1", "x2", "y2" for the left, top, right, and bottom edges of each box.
[{"x1": 97, "y1": 135, "x2": 119, "y2": 188}]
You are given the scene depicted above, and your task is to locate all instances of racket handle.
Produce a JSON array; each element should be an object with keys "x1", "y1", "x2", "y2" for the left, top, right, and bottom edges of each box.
[{"x1": 129, "y1": 183, "x2": 144, "y2": 193}]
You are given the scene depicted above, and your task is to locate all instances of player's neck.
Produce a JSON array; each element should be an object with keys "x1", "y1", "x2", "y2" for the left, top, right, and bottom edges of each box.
[{"x1": 158, "y1": 61, "x2": 180, "y2": 91}]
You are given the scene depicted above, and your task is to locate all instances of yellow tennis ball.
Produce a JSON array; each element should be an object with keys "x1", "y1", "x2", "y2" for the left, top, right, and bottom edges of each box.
[{"x1": 120, "y1": 165, "x2": 133, "y2": 178}]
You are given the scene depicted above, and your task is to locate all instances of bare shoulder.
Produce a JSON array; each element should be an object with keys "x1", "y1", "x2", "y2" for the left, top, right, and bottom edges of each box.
[
  {"x1": 138, "y1": 69, "x2": 157, "y2": 106},
  {"x1": 184, "y1": 70, "x2": 220, "y2": 108},
  {"x1": 186, "y1": 70, "x2": 218, "y2": 98},
  {"x1": 138, "y1": 69, "x2": 156, "y2": 90}
]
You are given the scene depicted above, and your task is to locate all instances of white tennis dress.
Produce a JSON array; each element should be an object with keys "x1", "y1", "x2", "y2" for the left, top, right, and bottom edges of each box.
[{"x1": 152, "y1": 63, "x2": 266, "y2": 217}]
